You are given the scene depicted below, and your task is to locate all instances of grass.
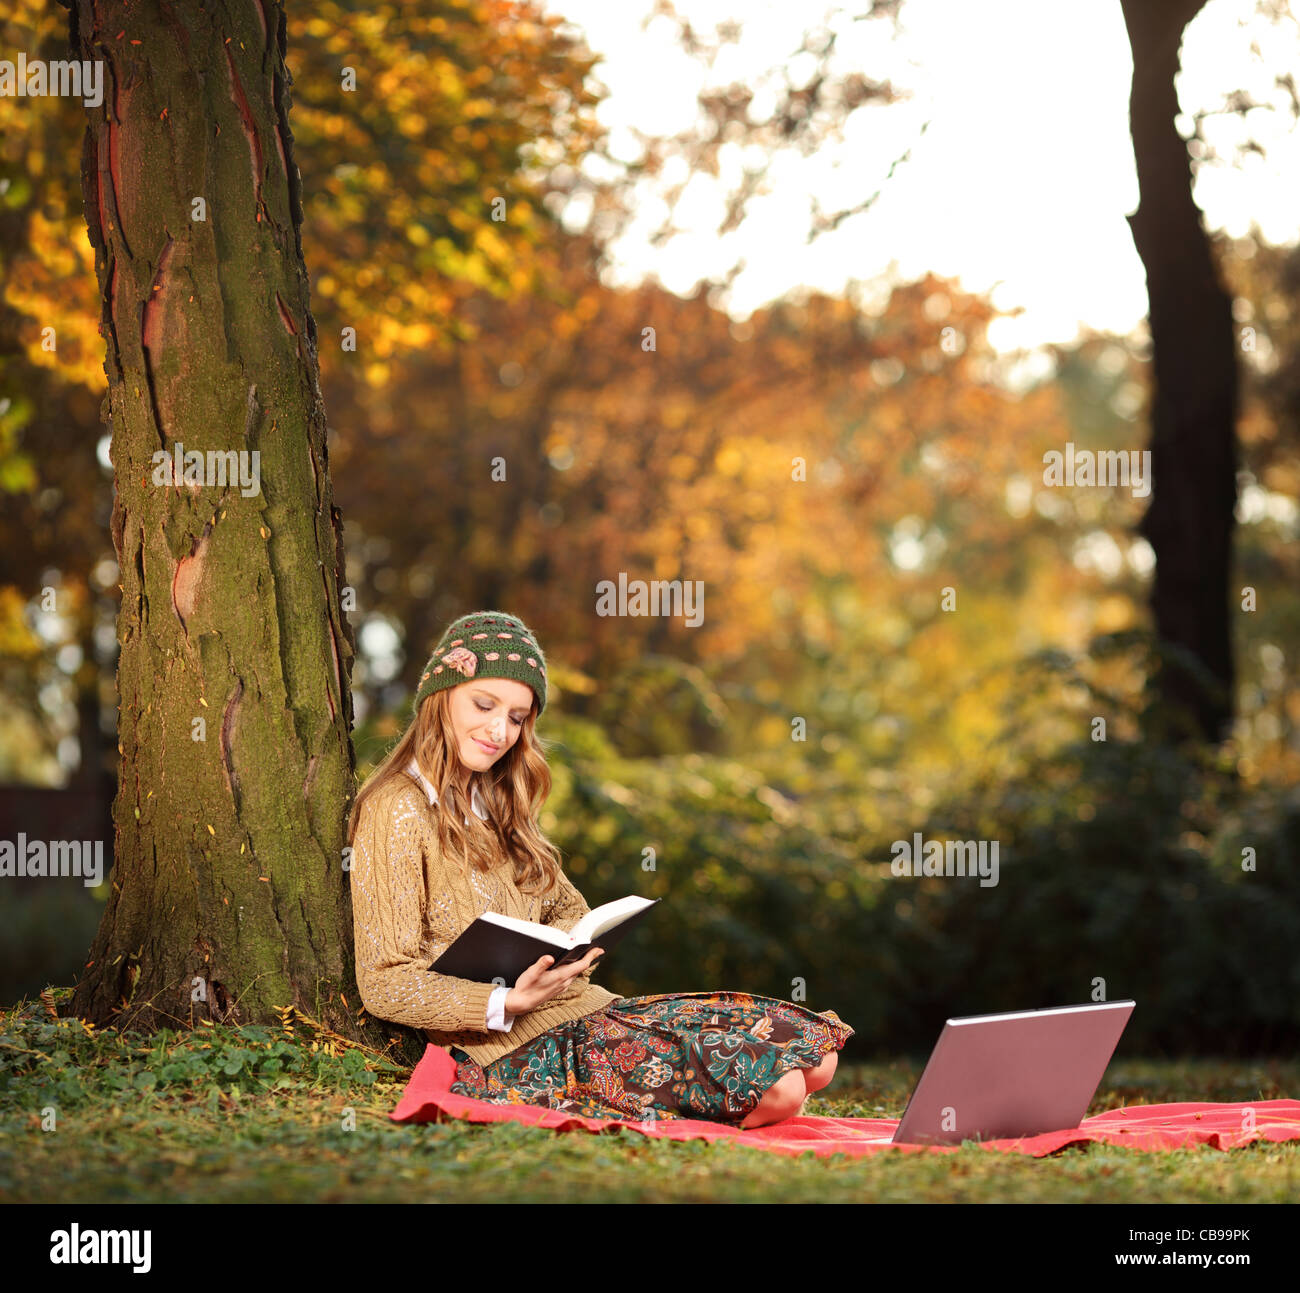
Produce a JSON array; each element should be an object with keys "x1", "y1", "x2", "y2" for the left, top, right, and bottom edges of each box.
[{"x1": 1, "y1": 992, "x2": 1296, "y2": 1204}]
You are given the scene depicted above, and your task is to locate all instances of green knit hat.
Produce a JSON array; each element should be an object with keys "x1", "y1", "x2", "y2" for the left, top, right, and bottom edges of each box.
[{"x1": 413, "y1": 610, "x2": 548, "y2": 718}]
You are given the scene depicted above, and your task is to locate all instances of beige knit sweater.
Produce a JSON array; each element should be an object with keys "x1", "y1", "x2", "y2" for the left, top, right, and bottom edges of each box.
[{"x1": 350, "y1": 770, "x2": 622, "y2": 1067}]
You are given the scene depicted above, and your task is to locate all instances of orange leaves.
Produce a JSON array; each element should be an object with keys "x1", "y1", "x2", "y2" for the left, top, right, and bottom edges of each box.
[{"x1": 282, "y1": 2, "x2": 604, "y2": 362}]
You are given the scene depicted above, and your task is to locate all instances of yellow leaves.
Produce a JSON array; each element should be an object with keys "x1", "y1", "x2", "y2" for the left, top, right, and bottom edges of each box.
[
  {"x1": 432, "y1": 57, "x2": 467, "y2": 102},
  {"x1": 5, "y1": 208, "x2": 103, "y2": 388},
  {"x1": 1094, "y1": 595, "x2": 1134, "y2": 634},
  {"x1": 472, "y1": 223, "x2": 509, "y2": 265},
  {"x1": 460, "y1": 254, "x2": 498, "y2": 292},
  {"x1": 0, "y1": 587, "x2": 44, "y2": 658},
  {"x1": 5, "y1": 0, "x2": 604, "y2": 412},
  {"x1": 0, "y1": 452, "x2": 37, "y2": 494},
  {"x1": 402, "y1": 322, "x2": 436, "y2": 348},
  {"x1": 368, "y1": 312, "x2": 435, "y2": 353},
  {"x1": 661, "y1": 398, "x2": 696, "y2": 431},
  {"x1": 714, "y1": 443, "x2": 745, "y2": 477},
  {"x1": 666, "y1": 453, "x2": 696, "y2": 481}
]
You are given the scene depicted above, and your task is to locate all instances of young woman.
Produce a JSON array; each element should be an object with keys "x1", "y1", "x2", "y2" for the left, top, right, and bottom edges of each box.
[{"x1": 348, "y1": 610, "x2": 853, "y2": 1127}]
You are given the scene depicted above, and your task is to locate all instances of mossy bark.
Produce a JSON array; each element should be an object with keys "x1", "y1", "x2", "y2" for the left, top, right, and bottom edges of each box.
[{"x1": 65, "y1": 0, "x2": 422, "y2": 1063}]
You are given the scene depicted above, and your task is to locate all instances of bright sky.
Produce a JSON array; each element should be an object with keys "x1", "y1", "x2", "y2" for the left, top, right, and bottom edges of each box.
[{"x1": 539, "y1": 0, "x2": 1300, "y2": 355}]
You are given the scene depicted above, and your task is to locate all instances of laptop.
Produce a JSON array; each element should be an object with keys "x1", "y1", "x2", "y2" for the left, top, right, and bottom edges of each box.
[{"x1": 863, "y1": 1000, "x2": 1135, "y2": 1145}]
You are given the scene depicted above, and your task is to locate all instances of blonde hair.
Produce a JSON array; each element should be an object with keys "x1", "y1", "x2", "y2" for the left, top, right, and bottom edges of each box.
[{"x1": 346, "y1": 686, "x2": 562, "y2": 894}]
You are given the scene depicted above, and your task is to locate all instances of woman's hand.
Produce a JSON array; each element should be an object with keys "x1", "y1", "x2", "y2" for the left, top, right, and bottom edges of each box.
[{"x1": 504, "y1": 946, "x2": 604, "y2": 1015}]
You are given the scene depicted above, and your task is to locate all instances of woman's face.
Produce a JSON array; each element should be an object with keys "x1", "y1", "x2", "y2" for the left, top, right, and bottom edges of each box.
[{"x1": 447, "y1": 679, "x2": 535, "y2": 773}]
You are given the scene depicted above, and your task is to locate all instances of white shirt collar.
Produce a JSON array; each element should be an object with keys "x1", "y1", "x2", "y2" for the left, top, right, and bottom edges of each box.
[{"x1": 406, "y1": 758, "x2": 488, "y2": 822}]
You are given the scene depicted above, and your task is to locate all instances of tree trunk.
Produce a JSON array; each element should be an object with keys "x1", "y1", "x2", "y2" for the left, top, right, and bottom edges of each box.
[
  {"x1": 1121, "y1": 0, "x2": 1240, "y2": 744},
  {"x1": 63, "y1": 0, "x2": 404, "y2": 1051}
]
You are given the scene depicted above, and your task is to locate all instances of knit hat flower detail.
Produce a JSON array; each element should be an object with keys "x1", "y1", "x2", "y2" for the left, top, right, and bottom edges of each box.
[
  {"x1": 441, "y1": 647, "x2": 478, "y2": 678},
  {"x1": 413, "y1": 610, "x2": 547, "y2": 717}
]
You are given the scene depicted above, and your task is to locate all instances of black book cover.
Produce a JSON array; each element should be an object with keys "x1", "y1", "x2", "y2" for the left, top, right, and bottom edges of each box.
[{"x1": 428, "y1": 898, "x2": 659, "y2": 985}]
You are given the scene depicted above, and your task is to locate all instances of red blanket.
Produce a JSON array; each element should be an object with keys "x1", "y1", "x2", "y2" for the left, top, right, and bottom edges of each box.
[{"x1": 390, "y1": 1043, "x2": 1300, "y2": 1159}]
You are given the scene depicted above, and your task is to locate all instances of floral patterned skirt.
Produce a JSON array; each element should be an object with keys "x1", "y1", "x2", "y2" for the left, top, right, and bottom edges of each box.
[{"x1": 447, "y1": 990, "x2": 854, "y2": 1124}]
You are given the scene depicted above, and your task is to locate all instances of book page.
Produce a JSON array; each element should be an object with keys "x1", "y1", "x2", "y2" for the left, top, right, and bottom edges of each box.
[
  {"x1": 479, "y1": 910, "x2": 574, "y2": 948},
  {"x1": 570, "y1": 895, "x2": 656, "y2": 944}
]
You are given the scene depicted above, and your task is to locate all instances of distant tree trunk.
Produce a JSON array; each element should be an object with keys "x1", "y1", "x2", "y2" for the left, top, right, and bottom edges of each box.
[
  {"x1": 64, "y1": 0, "x2": 390, "y2": 1046},
  {"x1": 1121, "y1": 0, "x2": 1239, "y2": 744}
]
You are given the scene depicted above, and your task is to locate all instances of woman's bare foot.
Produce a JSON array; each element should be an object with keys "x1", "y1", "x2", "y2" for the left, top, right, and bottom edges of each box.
[
  {"x1": 738, "y1": 1069, "x2": 806, "y2": 1128},
  {"x1": 803, "y1": 1051, "x2": 838, "y2": 1094}
]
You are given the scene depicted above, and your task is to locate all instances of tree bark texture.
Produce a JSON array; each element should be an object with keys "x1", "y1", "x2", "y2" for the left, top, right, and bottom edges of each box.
[
  {"x1": 64, "y1": 0, "x2": 378, "y2": 1043},
  {"x1": 1121, "y1": 0, "x2": 1240, "y2": 744}
]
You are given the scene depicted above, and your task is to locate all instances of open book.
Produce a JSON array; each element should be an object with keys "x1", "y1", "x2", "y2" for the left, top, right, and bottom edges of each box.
[{"x1": 428, "y1": 894, "x2": 659, "y2": 986}]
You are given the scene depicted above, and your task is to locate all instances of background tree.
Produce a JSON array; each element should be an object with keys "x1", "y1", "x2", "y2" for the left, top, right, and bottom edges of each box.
[{"x1": 1121, "y1": 0, "x2": 1241, "y2": 745}]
